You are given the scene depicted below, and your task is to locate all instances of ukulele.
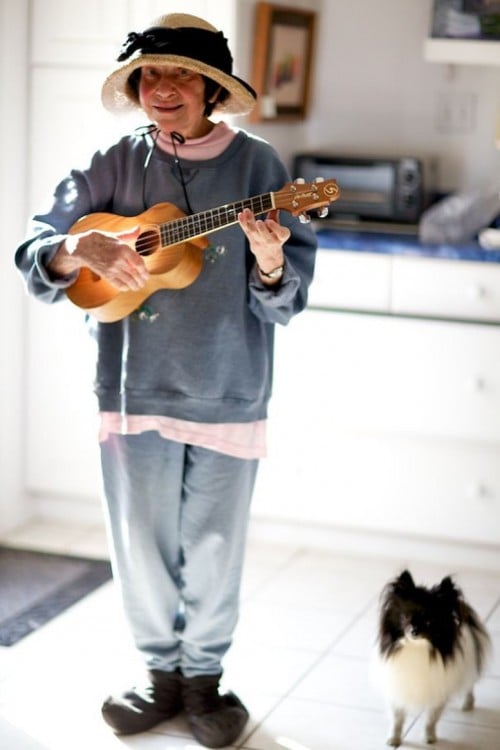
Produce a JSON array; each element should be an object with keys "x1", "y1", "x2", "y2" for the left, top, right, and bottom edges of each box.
[{"x1": 66, "y1": 178, "x2": 340, "y2": 322}]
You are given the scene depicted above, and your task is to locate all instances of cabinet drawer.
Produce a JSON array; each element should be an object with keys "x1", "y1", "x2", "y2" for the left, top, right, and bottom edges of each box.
[
  {"x1": 392, "y1": 256, "x2": 500, "y2": 321},
  {"x1": 254, "y1": 433, "x2": 500, "y2": 546},
  {"x1": 272, "y1": 310, "x2": 500, "y2": 443},
  {"x1": 310, "y1": 249, "x2": 391, "y2": 312}
]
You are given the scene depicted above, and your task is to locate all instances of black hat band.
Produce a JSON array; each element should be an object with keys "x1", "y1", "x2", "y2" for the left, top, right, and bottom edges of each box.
[{"x1": 117, "y1": 26, "x2": 234, "y2": 75}]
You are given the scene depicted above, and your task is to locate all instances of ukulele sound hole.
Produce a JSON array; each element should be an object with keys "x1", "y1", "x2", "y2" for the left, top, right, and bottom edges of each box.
[{"x1": 136, "y1": 229, "x2": 160, "y2": 257}]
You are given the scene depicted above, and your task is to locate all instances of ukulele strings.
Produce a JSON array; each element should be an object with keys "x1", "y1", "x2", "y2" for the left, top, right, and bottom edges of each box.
[
  {"x1": 132, "y1": 177, "x2": 335, "y2": 255},
  {"x1": 132, "y1": 192, "x2": 275, "y2": 256}
]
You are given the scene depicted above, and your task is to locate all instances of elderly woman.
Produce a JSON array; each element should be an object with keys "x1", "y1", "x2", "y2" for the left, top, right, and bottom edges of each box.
[{"x1": 15, "y1": 12, "x2": 317, "y2": 748}]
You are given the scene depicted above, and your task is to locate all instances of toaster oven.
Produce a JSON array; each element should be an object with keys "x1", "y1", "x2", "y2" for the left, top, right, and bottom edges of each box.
[{"x1": 293, "y1": 153, "x2": 424, "y2": 226}]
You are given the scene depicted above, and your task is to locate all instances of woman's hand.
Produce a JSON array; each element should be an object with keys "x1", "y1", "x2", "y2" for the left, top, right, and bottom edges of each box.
[
  {"x1": 49, "y1": 227, "x2": 149, "y2": 291},
  {"x1": 238, "y1": 208, "x2": 290, "y2": 282}
]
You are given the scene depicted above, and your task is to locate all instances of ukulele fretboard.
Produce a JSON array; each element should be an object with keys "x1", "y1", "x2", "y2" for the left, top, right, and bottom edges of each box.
[{"x1": 159, "y1": 193, "x2": 274, "y2": 246}]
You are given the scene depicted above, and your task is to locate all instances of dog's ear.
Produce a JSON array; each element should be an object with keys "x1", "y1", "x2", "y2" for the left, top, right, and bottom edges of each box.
[
  {"x1": 437, "y1": 575, "x2": 459, "y2": 597},
  {"x1": 399, "y1": 570, "x2": 415, "y2": 587},
  {"x1": 436, "y1": 576, "x2": 462, "y2": 613},
  {"x1": 394, "y1": 569, "x2": 415, "y2": 594}
]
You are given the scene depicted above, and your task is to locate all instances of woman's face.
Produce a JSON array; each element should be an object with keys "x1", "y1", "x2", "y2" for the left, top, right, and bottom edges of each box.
[{"x1": 138, "y1": 65, "x2": 215, "y2": 138}]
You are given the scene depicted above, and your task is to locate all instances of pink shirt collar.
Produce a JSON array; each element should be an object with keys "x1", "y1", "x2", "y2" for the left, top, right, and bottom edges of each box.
[{"x1": 156, "y1": 121, "x2": 237, "y2": 160}]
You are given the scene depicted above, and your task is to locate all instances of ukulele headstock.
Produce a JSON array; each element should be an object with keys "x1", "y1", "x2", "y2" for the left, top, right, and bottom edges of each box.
[{"x1": 274, "y1": 178, "x2": 340, "y2": 222}]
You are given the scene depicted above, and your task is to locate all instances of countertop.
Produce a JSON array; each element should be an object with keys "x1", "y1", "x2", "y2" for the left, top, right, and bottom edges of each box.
[{"x1": 315, "y1": 227, "x2": 500, "y2": 263}]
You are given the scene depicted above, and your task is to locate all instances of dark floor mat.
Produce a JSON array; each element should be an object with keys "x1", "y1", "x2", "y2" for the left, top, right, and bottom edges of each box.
[{"x1": 0, "y1": 546, "x2": 112, "y2": 646}]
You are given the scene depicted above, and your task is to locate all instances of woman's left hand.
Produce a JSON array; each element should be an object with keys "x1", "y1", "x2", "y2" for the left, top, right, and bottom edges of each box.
[{"x1": 238, "y1": 208, "x2": 290, "y2": 275}]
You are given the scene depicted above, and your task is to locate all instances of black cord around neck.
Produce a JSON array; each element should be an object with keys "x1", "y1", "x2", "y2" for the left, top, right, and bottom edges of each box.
[
  {"x1": 170, "y1": 131, "x2": 194, "y2": 215},
  {"x1": 135, "y1": 124, "x2": 160, "y2": 210},
  {"x1": 135, "y1": 126, "x2": 194, "y2": 214}
]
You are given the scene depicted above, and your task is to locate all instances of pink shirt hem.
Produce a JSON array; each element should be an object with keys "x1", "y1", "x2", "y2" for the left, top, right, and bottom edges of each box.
[{"x1": 99, "y1": 413, "x2": 267, "y2": 459}]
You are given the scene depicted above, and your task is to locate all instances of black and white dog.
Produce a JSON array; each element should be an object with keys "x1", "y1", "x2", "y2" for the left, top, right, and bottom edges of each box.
[{"x1": 372, "y1": 570, "x2": 491, "y2": 746}]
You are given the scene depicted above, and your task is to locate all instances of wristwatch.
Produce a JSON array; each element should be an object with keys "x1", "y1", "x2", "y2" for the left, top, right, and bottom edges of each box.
[{"x1": 257, "y1": 262, "x2": 285, "y2": 280}]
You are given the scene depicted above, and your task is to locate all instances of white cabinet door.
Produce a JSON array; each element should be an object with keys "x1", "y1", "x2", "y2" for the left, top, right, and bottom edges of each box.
[
  {"x1": 253, "y1": 308, "x2": 500, "y2": 544},
  {"x1": 127, "y1": 1, "x2": 236, "y2": 41},
  {"x1": 29, "y1": 68, "x2": 143, "y2": 210},
  {"x1": 25, "y1": 298, "x2": 102, "y2": 499},
  {"x1": 31, "y1": 0, "x2": 128, "y2": 65}
]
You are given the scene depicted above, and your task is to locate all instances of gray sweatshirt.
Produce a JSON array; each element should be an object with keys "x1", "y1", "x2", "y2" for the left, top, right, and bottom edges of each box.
[{"x1": 15, "y1": 129, "x2": 317, "y2": 423}]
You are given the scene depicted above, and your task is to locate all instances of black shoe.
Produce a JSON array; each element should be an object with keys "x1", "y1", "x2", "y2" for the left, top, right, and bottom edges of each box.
[
  {"x1": 101, "y1": 669, "x2": 183, "y2": 735},
  {"x1": 182, "y1": 673, "x2": 249, "y2": 748}
]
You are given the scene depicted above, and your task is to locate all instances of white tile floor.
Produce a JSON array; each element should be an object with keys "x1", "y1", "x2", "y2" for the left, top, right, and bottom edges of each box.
[{"x1": 0, "y1": 519, "x2": 499, "y2": 750}]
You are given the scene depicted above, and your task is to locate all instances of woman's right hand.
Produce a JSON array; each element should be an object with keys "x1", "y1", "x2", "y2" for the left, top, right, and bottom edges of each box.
[{"x1": 49, "y1": 227, "x2": 149, "y2": 291}]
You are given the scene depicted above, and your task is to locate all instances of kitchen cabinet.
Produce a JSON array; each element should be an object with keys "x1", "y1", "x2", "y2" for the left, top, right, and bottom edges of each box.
[
  {"x1": 311, "y1": 246, "x2": 500, "y2": 322},
  {"x1": 252, "y1": 248, "x2": 500, "y2": 548},
  {"x1": 391, "y1": 255, "x2": 500, "y2": 321},
  {"x1": 305, "y1": 250, "x2": 391, "y2": 312},
  {"x1": 424, "y1": 38, "x2": 500, "y2": 66}
]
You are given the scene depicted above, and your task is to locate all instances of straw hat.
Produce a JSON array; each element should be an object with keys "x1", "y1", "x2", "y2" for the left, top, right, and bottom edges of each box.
[{"x1": 101, "y1": 13, "x2": 257, "y2": 116}]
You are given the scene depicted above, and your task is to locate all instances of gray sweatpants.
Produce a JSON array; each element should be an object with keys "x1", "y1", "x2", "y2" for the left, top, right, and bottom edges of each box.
[{"x1": 99, "y1": 431, "x2": 258, "y2": 677}]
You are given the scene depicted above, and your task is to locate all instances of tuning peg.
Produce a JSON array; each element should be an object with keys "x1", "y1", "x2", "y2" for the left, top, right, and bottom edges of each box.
[
  {"x1": 294, "y1": 177, "x2": 305, "y2": 184},
  {"x1": 317, "y1": 207, "x2": 329, "y2": 219},
  {"x1": 299, "y1": 212, "x2": 311, "y2": 224},
  {"x1": 314, "y1": 176, "x2": 325, "y2": 183}
]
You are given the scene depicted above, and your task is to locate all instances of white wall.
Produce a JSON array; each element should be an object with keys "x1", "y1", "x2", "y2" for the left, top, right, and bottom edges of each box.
[{"x1": 307, "y1": 0, "x2": 500, "y2": 191}]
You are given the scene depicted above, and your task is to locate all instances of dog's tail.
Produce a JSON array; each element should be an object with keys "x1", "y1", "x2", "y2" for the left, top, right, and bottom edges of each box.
[{"x1": 462, "y1": 601, "x2": 492, "y2": 675}]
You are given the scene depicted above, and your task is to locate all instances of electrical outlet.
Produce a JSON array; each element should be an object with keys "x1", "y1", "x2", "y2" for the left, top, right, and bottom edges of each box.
[{"x1": 435, "y1": 91, "x2": 476, "y2": 134}]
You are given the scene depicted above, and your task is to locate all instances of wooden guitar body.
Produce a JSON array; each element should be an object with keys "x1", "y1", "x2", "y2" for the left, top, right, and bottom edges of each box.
[{"x1": 66, "y1": 203, "x2": 207, "y2": 322}]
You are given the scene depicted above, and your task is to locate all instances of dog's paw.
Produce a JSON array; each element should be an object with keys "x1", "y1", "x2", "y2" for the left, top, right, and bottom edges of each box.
[
  {"x1": 425, "y1": 729, "x2": 437, "y2": 744},
  {"x1": 386, "y1": 735, "x2": 402, "y2": 747},
  {"x1": 462, "y1": 691, "x2": 474, "y2": 711}
]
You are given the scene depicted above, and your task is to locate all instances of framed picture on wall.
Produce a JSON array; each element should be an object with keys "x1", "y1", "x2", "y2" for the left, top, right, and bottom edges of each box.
[{"x1": 249, "y1": 3, "x2": 316, "y2": 122}]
